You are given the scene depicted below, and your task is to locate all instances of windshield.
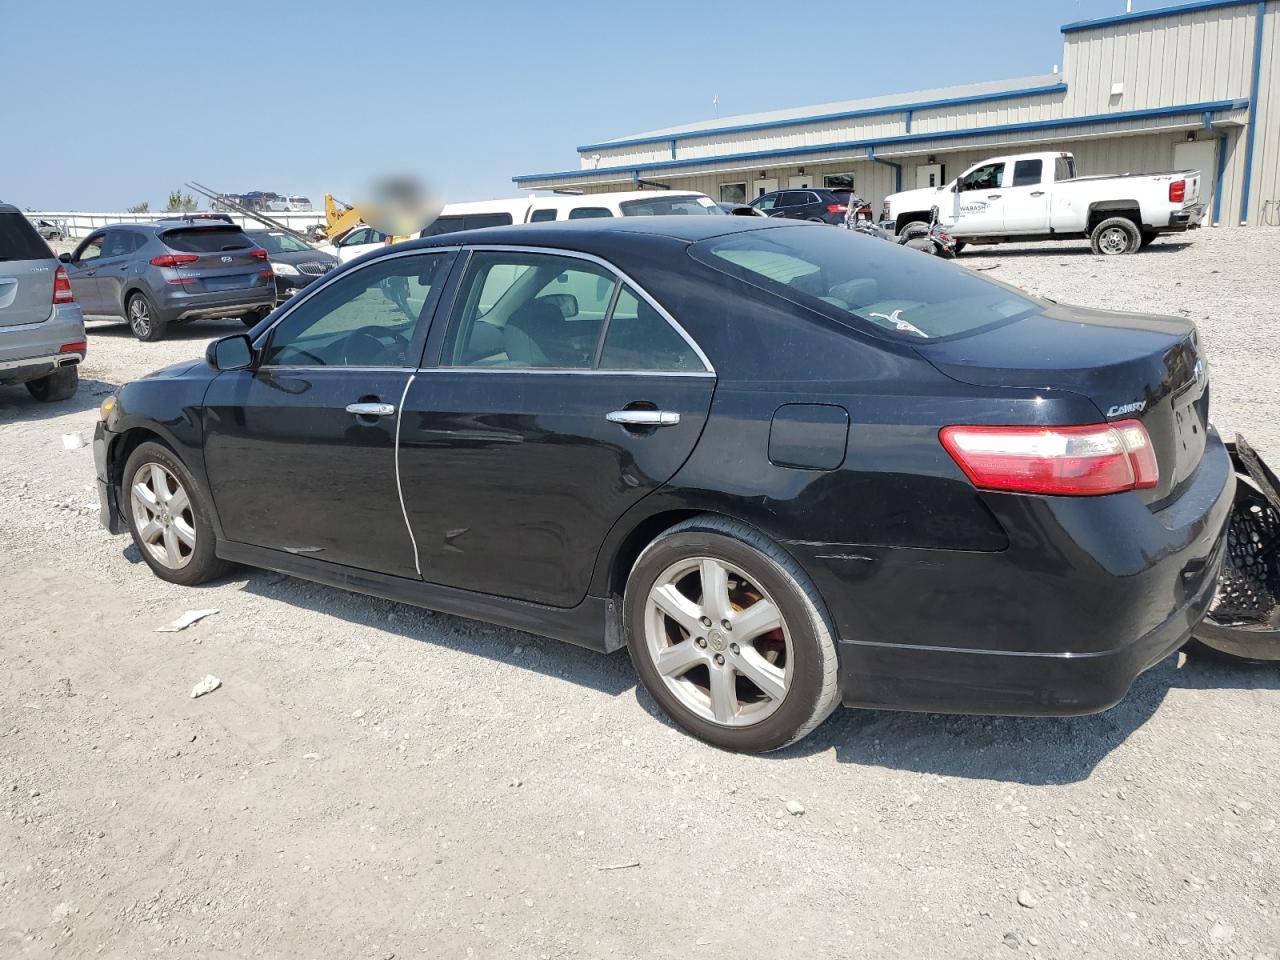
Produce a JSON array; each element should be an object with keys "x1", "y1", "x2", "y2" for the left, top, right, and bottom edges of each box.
[
  {"x1": 619, "y1": 195, "x2": 725, "y2": 217},
  {"x1": 252, "y1": 231, "x2": 313, "y2": 254},
  {"x1": 690, "y1": 225, "x2": 1038, "y2": 341}
]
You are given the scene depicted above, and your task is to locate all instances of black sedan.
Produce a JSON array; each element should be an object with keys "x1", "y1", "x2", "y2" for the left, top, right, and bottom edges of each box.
[
  {"x1": 243, "y1": 228, "x2": 338, "y2": 303},
  {"x1": 93, "y1": 217, "x2": 1233, "y2": 753}
]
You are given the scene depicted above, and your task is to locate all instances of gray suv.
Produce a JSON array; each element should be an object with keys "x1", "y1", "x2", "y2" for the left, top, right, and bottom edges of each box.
[
  {"x1": 0, "y1": 203, "x2": 86, "y2": 402},
  {"x1": 60, "y1": 219, "x2": 275, "y2": 341}
]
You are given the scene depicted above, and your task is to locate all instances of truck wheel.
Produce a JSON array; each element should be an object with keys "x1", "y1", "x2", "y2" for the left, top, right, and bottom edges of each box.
[
  {"x1": 897, "y1": 219, "x2": 928, "y2": 238},
  {"x1": 25, "y1": 365, "x2": 79, "y2": 402},
  {"x1": 1090, "y1": 217, "x2": 1140, "y2": 255}
]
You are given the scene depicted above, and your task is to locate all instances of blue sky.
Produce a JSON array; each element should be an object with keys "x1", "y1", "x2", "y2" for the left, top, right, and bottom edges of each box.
[{"x1": 3, "y1": 0, "x2": 1138, "y2": 211}]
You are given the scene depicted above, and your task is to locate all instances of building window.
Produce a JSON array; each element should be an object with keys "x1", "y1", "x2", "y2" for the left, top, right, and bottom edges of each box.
[
  {"x1": 719, "y1": 182, "x2": 747, "y2": 204},
  {"x1": 823, "y1": 173, "x2": 856, "y2": 190}
]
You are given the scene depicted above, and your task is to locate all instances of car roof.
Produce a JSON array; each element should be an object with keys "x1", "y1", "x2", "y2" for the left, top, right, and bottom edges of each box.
[{"x1": 409, "y1": 214, "x2": 800, "y2": 251}]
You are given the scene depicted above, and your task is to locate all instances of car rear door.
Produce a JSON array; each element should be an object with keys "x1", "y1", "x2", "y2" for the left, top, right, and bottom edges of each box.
[
  {"x1": 95, "y1": 229, "x2": 141, "y2": 314},
  {"x1": 1000, "y1": 158, "x2": 1051, "y2": 233},
  {"x1": 201, "y1": 249, "x2": 456, "y2": 577},
  {"x1": 0, "y1": 211, "x2": 58, "y2": 328},
  {"x1": 398, "y1": 247, "x2": 716, "y2": 607}
]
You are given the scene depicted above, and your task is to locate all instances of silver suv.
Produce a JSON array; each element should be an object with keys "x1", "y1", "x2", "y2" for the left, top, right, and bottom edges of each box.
[
  {"x1": 60, "y1": 218, "x2": 275, "y2": 341},
  {"x1": 0, "y1": 203, "x2": 86, "y2": 402}
]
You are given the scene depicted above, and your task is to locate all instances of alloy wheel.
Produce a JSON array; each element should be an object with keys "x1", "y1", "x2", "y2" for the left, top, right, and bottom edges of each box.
[
  {"x1": 1099, "y1": 226, "x2": 1130, "y2": 255},
  {"x1": 643, "y1": 556, "x2": 793, "y2": 727},
  {"x1": 130, "y1": 462, "x2": 196, "y2": 569},
  {"x1": 128, "y1": 297, "x2": 152, "y2": 337}
]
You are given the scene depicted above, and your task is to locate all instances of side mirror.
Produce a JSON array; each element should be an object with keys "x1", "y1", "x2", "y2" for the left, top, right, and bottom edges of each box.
[
  {"x1": 58, "y1": 252, "x2": 73, "y2": 263},
  {"x1": 206, "y1": 334, "x2": 255, "y2": 371}
]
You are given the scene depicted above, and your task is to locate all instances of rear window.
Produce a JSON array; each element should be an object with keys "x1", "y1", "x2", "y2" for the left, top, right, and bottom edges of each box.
[
  {"x1": 421, "y1": 213, "x2": 515, "y2": 237},
  {"x1": 690, "y1": 226, "x2": 1038, "y2": 341},
  {"x1": 160, "y1": 227, "x2": 252, "y2": 253},
  {"x1": 567, "y1": 207, "x2": 613, "y2": 220},
  {"x1": 0, "y1": 211, "x2": 53, "y2": 261},
  {"x1": 619, "y1": 195, "x2": 724, "y2": 217},
  {"x1": 1012, "y1": 159, "x2": 1043, "y2": 187},
  {"x1": 252, "y1": 231, "x2": 312, "y2": 254}
]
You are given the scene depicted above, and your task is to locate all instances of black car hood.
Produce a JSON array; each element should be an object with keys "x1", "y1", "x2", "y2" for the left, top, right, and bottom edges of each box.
[
  {"x1": 139, "y1": 357, "x2": 212, "y2": 381},
  {"x1": 269, "y1": 248, "x2": 337, "y2": 267}
]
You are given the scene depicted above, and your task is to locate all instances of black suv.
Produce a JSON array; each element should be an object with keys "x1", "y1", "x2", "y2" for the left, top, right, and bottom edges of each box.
[
  {"x1": 60, "y1": 219, "x2": 276, "y2": 341},
  {"x1": 749, "y1": 188, "x2": 850, "y2": 224}
]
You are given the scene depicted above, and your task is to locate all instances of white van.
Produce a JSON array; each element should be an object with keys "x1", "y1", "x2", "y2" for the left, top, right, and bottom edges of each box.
[{"x1": 419, "y1": 190, "x2": 724, "y2": 237}]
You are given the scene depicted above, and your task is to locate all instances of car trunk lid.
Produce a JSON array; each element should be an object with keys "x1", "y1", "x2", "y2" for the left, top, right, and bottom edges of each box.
[
  {"x1": 915, "y1": 303, "x2": 1208, "y2": 505},
  {"x1": 0, "y1": 210, "x2": 57, "y2": 327},
  {"x1": 159, "y1": 227, "x2": 265, "y2": 293}
]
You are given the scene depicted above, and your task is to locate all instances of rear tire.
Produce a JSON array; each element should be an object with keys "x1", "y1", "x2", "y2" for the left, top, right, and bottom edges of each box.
[
  {"x1": 127, "y1": 292, "x2": 167, "y2": 341},
  {"x1": 1090, "y1": 217, "x2": 1141, "y2": 256},
  {"x1": 624, "y1": 515, "x2": 840, "y2": 753},
  {"x1": 25, "y1": 365, "x2": 79, "y2": 402},
  {"x1": 122, "y1": 441, "x2": 230, "y2": 586}
]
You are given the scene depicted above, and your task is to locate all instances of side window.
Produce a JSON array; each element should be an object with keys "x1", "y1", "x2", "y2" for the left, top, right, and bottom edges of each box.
[
  {"x1": 753, "y1": 194, "x2": 778, "y2": 212},
  {"x1": 959, "y1": 163, "x2": 1005, "y2": 192},
  {"x1": 443, "y1": 251, "x2": 617, "y2": 369},
  {"x1": 76, "y1": 233, "x2": 105, "y2": 262},
  {"x1": 103, "y1": 230, "x2": 134, "y2": 258},
  {"x1": 341, "y1": 228, "x2": 370, "y2": 247},
  {"x1": 1055, "y1": 156, "x2": 1075, "y2": 181},
  {"x1": 567, "y1": 207, "x2": 613, "y2": 220},
  {"x1": 263, "y1": 253, "x2": 446, "y2": 367},
  {"x1": 598, "y1": 286, "x2": 703, "y2": 372},
  {"x1": 529, "y1": 208, "x2": 557, "y2": 222},
  {"x1": 1012, "y1": 159, "x2": 1043, "y2": 187}
]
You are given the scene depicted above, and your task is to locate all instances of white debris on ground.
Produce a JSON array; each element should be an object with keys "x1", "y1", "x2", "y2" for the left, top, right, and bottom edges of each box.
[
  {"x1": 0, "y1": 229, "x2": 1277, "y2": 958},
  {"x1": 156, "y1": 608, "x2": 219, "y2": 632},
  {"x1": 189, "y1": 675, "x2": 222, "y2": 698}
]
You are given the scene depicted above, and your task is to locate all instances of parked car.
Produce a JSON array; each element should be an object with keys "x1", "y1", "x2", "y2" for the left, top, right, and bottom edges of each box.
[
  {"x1": 749, "y1": 188, "x2": 851, "y2": 224},
  {"x1": 0, "y1": 203, "x2": 85, "y2": 401},
  {"x1": 31, "y1": 218, "x2": 66, "y2": 241},
  {"x1": 243, "y1": 228, "x2": 338, "y2": 302},
  {"x1": 883, "y1": 151, "x2": 1205, "y2": 254},
  {"x1": 93, "y1": 217, "x2": 1232, "y2": 753},
  {"x1": 60, "y1": 220, "x2": 275, "y2": 341},
  {"x1": 326, "y1": 225, "x2": 391, "y2": 264},
  {"x1": 717, "y1": 202, "x2": 768, "y2": 216},
  {"x1": 420, "y1": 190, "x2": 725, "y2": 236}
]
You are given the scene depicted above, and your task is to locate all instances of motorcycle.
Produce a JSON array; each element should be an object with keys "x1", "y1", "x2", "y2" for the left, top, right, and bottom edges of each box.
[{"x1": 844, "y1": 197, "x2": 956, "y2": 258}]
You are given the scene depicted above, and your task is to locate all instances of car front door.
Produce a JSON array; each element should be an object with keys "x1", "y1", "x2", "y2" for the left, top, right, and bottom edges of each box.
[
  {"x1": 63, "y1": 231, "x2": 106, "y2": 313},
  {"x1": 1001, "y1": 158, "x2": 1051, "y2": 232},
  {"x1": 96, "y1": 229, "x2": 138, "y2": 315},
  {"x1": 397, "y1": 247, "x2": 716, "y2": 608},
  {"x1": 201, "y1": 249, "x2": 455, "y2": 577},
  {"x1": 949, "y1": 161, "x2": 1007, "y2": 235}
]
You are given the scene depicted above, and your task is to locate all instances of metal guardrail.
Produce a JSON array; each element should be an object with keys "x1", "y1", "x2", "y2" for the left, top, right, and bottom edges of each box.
[{"x1": 26, "y1": 210, "x2": 327, "y2": 240}]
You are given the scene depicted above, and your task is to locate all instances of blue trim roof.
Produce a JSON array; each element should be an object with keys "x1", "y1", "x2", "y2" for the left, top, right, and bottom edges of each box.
[
  {"x1": 514, "y1": 99, "x2": 1249, "y2": 184},
  {"x1": 1062, "y1": 0, "x2": 1257, "y2": 33},
  {"x1": 576, "y1": 82, "x2": 1068, "y2": 153}
]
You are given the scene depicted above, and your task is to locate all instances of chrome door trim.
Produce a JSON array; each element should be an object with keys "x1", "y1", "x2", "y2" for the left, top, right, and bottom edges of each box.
[
  {"x1": 345, "y1": 402, "x2": 396, "y2": 417},
  {"x1": 394, "y1": 373, "x2": 422, "y2": 578},
  {"x1": 607, "y1": 410, "x2": 680, "y2": 426},
  {"x1": 409, "y1": 367, "x2": 714, "y2": 379}
]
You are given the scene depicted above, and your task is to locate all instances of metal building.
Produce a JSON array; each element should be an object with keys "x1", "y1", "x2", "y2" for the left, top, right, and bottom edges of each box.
[{"x1": 514, "y1": 0, "x2": 1278, "y2": 227}]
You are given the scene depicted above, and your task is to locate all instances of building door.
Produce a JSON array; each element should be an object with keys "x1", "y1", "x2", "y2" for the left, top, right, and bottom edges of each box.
[
  {"x1": 788, "y1": 175, "x2": 812, "y2": 189},
  {"x1": 916, "y1": 164, "x2": 944, "y2": 189},
  {"x1": 751, "y1": 178, "x2": 778, "y2": 198},
  {"x1": 1173, "y1": 140, "x2": 1217, "y2": 211}
]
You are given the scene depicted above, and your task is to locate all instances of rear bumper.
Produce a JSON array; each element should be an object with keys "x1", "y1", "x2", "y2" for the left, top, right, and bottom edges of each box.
[
  {"x1": 1163, "y1": 205, "x2": 1205, "y2": 232},
  {"x1": 158, "y1": 284, "x2": 274, "y2": 321},
  {"x1": 0, "y1": 303, "x2": 86, "y2": 384},
  {"x1": 796, "y1": 432, "x2": 1235, "y2": 715}
]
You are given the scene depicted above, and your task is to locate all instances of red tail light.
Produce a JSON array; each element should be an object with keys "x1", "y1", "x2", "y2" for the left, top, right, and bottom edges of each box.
[
  {"x1": 826, "y1": 203, "x2": 848, "y2": 214},
  {"x1": 939, "y1": 420, "x2": 1158, "y2": 496},
  {"x1": 150, "y1": 253, "x2": 199, "y2": 268},
  {"x1": 250, "y1": 247, "x2": 269, "y2": 261},
  {"x1": 1169, "y1": 179, "x2": 1186, "y2": 203},
  {"x1": 53, "y1": 265, "x2": 74, "y2": 304}
]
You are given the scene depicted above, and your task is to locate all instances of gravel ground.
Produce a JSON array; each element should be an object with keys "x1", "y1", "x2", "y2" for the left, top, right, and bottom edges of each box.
[{"x1": 2, "y1": 230, "x2": 1277, "y2": 959}]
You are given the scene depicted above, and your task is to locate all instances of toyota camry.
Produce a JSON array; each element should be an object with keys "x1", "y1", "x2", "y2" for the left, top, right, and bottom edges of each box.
[{"x1": 93, "y1": 217, "x2": 1234, "y2": 752}]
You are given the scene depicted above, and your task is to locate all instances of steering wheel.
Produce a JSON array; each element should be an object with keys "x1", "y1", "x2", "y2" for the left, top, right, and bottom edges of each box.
[{"x1": 341, "y1": 325, "x2": 412, "y2": 366}]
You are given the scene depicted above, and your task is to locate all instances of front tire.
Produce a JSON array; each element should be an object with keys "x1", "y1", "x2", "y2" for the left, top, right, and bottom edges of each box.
[
  {"x1": 123, "y1": 441, "x2": 229, "y2": 586},
  {"x1": 1090, "y1": 217, "x2": 1141, "y2": 255},
  {"x1": 624, "y1": 516, "x2": 840, "y2": 753},
  {"x1": 25, "y1": 365, "x2": 79, "y2": 402},
  {"x1": 127, "y1": 292, "x2": 167, "y2": 341}
]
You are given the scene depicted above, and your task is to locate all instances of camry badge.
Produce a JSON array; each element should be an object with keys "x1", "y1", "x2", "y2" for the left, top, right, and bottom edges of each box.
[{"x1": 1106, "y1": 400, "x2": 1147, "y2": 417}]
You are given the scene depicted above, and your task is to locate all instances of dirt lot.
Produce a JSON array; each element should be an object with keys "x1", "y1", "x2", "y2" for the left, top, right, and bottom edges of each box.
[{"x1": 2, "y1": 230, "x2": 1278, "y2": 959}]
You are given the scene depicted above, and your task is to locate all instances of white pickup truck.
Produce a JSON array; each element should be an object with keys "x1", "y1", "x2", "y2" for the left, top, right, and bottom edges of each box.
[{"x1": 882, "y1": 151, "x2": 1205, "y2": 255}]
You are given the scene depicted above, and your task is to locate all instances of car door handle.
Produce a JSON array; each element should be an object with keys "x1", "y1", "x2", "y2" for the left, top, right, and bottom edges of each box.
[
  {"x1": 987, "y1": 193, "x2": 1002, "y2": 200},
  {"x1": 607, "y1": 410, "x2": 680, "y2": 427},
  {"x1": 346, "y1": 402, "x2": 396, "y2": 417},
  {"x1": 1030, "y1": 191, "x2": 1046, "y2": 197}
]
